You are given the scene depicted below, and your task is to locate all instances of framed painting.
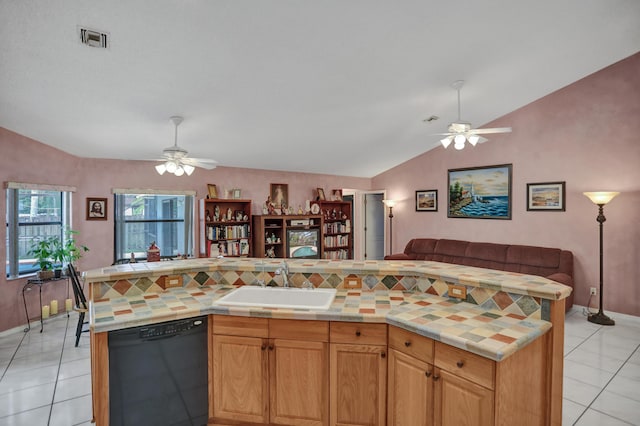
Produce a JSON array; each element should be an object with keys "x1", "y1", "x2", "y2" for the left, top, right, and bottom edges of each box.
[
  {"x1": 86, "y1": 197, "x2": 107, "y2": 220},
  {"x1": 527, "y1": 181, "x2": 566, "y2": 211},
  {"x1": 416, "y1": 190, "x2": 437, "y2": 211},
  {"x1": 316, "y1": 187, "x2": 326, "y2": 201},
  {"x1": 207, "y1": 184, "x2": 218, "y2": 199},
  {"x1": 270, "y1": 183, "x2": 288, "y2": 209},
  {"x1": 448, "y1": 164, "x2": 512, "y2": 219}
]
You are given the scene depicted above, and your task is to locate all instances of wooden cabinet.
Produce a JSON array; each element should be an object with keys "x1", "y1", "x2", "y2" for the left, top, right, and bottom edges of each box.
[
  {"x1": 212, "y1": 334, "x2": 269, "y2": 423},
  {"x1": 387, "y1": 326, "x2": 434, "y2": 426},
  {"x1": 317, "y1": 201, "x2": 353, "y2": 260},
  {"x1": 211, "y1": 316, "x2": 329, "y2": 426},
  {"x1": 253, "y1": 215, "x2": 322, "y2": 259},
  {"x1": 434, "y1": 369, "x2": 493, "y2": 426},
  {"x1": 199, "y1": 198, "x2": 252, "y2": 257},
  {"x1": 330, "y1": 322, "x2": 387, "y2": 426}
]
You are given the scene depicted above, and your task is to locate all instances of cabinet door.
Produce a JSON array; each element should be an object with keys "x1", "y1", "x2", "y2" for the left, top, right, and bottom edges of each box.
[
  {"x1": 387, "y1": 348, "x2": 433, "y2": 426},
  {"x1": 270, "y1": 339, "x2": 329, "y2": 426},
  {"x1": 330, "y1": 343, "x2": 387, "y2": 426},
  {"x1": 434, "y1": 368, "x2": 494, "y2": 426},
  {"x1": 212, "y1": 335, "x2": 268, "y2": 424}
]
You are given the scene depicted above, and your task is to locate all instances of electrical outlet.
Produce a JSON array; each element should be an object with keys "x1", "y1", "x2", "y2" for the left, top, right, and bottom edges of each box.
[{"x1": 590, "y1": 287, "x2": 597, "y2": 296}]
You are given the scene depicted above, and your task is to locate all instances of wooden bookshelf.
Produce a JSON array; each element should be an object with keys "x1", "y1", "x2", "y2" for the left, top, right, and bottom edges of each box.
[
  {"x1": 253, "y1": 215, "x2": 322, "y2": 258},
  {"x1": 199, "y1": 199, "x2": 252, "y2": 257},
  {"x1": 316, "y1": 200, "x2": 353, "y2": 260}
]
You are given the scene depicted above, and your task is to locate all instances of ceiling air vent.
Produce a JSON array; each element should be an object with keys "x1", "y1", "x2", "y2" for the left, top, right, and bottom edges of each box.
[{"x1": 79, "y1": 27, "x2": 109, "y2": 48}]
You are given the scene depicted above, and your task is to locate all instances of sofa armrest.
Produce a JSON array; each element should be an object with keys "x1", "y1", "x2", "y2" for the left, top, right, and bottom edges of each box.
[
  {"x1": 545, "y1": 272, "x2": 573, "y2": 287},
  {"x1": 384, "y1": 253, "x2": 412, "y2": 260}
]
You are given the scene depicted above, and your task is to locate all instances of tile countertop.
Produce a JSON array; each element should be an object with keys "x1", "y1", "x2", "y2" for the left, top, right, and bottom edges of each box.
[
  {"x1": 84, "y1": 257, "x2": 572, "y2": 301},
  {"x1": 90, "y1": 285, "x2": 552, "y2": 362}
]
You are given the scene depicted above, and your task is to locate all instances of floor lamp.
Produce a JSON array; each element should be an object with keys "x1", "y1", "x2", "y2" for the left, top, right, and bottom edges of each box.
[
  {"x1": 382, "y1": 199, "x2": 396, "y2": 255},
  {"x1": 583, "y1": 191, "x2": 619, "y2": 326}
]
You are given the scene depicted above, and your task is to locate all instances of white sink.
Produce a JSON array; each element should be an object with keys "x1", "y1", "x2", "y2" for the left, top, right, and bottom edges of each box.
[{"x1": 214, "y1": 286, "x2": 337, "y2": 310}]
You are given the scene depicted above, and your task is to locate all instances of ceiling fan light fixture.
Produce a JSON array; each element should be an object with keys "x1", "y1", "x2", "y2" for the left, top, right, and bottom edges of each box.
[
  {"x1": 155, "y1": 164, "x2": 167, "y2": 175},
  {"x1": 183, "y1": 164, "x2": 195, "y2": 176},
  {"x1": 440, "y1": 136, "x2": 453, "y2": 149},
  {"x1": 468, "y1": 134, "x2": 480, "y2": 146},
  {"x1": 454, "y1": 134, "x2": 466, "y2": 144},
  {"x1": 174, "y1": 166, "x2": 185, "y2": 176},
  {"x1": 166, "y1": 161, "x2": 177, "y2": 173}
]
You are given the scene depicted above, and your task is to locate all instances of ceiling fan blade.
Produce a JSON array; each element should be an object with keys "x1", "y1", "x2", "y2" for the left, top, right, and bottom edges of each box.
[
  {"x1": 431, "y1": 132, "x2": 455, "y2": 136},
  {"x1": 182, "y1": 157, "x2": 218, "y2": 170},
  {"x1": 470, "y1": 127, "x2": 512, "y2": 135}
]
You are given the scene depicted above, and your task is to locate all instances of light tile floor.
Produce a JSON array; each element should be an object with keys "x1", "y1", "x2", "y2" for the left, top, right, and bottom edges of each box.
[{"x1": 0, "y1": 307, "x2": 638, "y2": 425}]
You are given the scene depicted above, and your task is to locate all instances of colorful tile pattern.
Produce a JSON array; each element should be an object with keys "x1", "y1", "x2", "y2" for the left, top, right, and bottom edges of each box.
[
  {"x1": 86, "y1": 258, "x2": 569, "y2": 362},
  {"x1": 85, "y1": 258, "x2": 571, "y2": 303},
  {"x1": 90, "y1": 284, "x2": 552, "y2": 362}
]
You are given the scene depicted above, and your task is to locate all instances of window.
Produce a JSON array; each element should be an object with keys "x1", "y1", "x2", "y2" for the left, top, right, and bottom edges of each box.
[
  {"x1": 114, "y1": 192, "x2": 194, "y2": 263},
  {"x1": 6, "y1": 186, "x2": 72, "y2": 278}
]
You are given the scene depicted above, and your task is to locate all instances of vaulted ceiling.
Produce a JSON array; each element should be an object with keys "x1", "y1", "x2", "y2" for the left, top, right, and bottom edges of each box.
[{"x1": 1, "y1": 1, "x2": 639, "y2": 177}]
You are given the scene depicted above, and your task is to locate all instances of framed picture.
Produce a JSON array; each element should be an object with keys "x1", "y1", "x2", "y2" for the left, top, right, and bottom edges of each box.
[
  {"x1": 232, "y1": 188, "x2": 242, "y2": 199},
  {"x1": 416, "y1": 190, "x2": 438, "y2": 211},
  {"x1": 270, "y1": 183, "x2": 288, "y2": 209},
  {"x1": 527, "y1": 181, "x2": 566, "y2": 211},
  {"x1": 448, "y1": 164, "x2": 512, "y2": 219},
  {"x1": 207, "y1": 184, "x2": 218, "y2": 199},
  {"x1": 86, "y1": 197, "x2": 107, "y2": 220},
  {"x1": 332, "y1": 189, "x2": 343, "y2": 201},
  {"x1": 316, "y1": 188, "x2": 326, "y2": 201}
]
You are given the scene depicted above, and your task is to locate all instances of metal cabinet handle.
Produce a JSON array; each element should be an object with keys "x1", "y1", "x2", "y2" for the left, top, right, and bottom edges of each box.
[
  {"x1": 381, "y1": 351, "x2": 386, "y2": 359},
  {"x1": 268, "y1": 344, "x2": 274, "y2": 351},
  {"x1": 261, "y1": 343, "x2": 266, "y2": 351},
  {"x1": 404, "y1": 341, "x2": 411, "y2": 347},
  {"x1": 433, "y1": 374, "x2": 440, "y2": 381},
  {"x1": 456, "y1": 361, "x2": 464, "y2": 368},
  {"x1": 425, "y1": 371, "x2": 432, "y2": 378},
  {"x1": 355, "y1": 330, "x2": 361, "y2": 337}
]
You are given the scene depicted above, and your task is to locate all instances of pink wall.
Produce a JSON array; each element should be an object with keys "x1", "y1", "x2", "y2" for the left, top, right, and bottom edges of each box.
[
  {"x1": 0, "y1": 129, "x2": 370, "y2": 331},
  {"x1": 373, "y1": 52, "x2": 640, "y2": 317}
]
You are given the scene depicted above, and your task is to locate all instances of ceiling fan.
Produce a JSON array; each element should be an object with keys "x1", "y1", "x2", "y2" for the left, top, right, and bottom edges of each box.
[
  {"x1": 430, "y1": 80, "x2": 512, "y2": 150},
  {"x1": 155, "y1": 116, "x2": 217, "y2": 176}
]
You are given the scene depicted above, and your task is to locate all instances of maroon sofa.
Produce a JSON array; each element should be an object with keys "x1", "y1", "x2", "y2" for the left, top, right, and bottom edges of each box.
[{"x1": 385, "y1": 238, "x2": 574, "y2": 311}]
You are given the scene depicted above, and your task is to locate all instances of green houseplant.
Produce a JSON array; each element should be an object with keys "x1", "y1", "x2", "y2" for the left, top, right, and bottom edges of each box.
[
  {"x1": 27, "y1": 237, "x2": 55, "y2": 279},
  {"x1": 51, "y1": 230, "x2": 89, "y2": 273},
  {"x1": 28, "y1": 230, "x2": 89, "y2": 279}
]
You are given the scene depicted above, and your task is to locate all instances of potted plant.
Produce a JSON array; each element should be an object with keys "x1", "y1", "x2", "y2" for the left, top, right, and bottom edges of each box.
[
  {"x1": 27, "y1": 238, "x2": 55, "y2": 279},
  {"x1": 51, "y1": 230, "x2": 89, "y2": 275}
]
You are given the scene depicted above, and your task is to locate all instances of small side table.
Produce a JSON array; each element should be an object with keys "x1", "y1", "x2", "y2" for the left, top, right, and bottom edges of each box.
[{"x1": 22, "y1": 276, "x2": 70, "y2": 333}]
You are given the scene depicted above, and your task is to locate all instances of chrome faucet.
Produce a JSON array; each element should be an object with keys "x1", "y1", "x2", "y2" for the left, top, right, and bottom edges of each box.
[{"x1": 275, "y1": 261, "x2": 290, "y2": 288}]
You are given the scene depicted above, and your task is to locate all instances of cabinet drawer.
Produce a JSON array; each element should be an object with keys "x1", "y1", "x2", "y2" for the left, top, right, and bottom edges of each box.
[
  {"x1": 212, "y1": 315, "x2": 268, "y2": 338},
  {"x1": 435, "y1": 342, "x2": 495, "y2": 390},
  {"x1": 269, "y1": 319, "x2": 329, "y2": 342},
  {"x1": 330, "y1": 322, "x2": 387, "y2": 345},
  {"x1": 388, "y1": 326, "x2": 434, "y2": 364}
]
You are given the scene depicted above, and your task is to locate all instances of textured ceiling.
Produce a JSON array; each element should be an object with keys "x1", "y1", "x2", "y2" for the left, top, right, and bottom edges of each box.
[{"x1": 1, "y1": 1, "x2": 639, "y2": 177}]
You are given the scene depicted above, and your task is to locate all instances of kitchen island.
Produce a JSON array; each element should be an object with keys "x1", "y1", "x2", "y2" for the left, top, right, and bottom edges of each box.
[{"x1": 85, "y1": 258, "x2": 570, "y2": 425}]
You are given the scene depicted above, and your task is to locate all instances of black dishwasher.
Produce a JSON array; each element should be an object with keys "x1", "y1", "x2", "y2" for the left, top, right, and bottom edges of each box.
[{"x1": 108, "y1": 316, "x2": 208, "y2": 426}]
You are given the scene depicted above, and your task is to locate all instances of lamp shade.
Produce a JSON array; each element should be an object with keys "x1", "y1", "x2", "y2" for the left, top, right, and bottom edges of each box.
[
  {"x1": 382, "y1": 199, "x2": 396, "y2": 208},
  {"x1": 583, "y1": 192, "x2": 620, "y2": 205}
]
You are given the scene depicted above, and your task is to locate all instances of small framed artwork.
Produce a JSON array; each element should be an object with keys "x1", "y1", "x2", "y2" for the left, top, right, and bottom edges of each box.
[
  {"x1": 527, "y1": 181, "x2": 566, "y2": 211},
  {"x1": 232, "y1": 188, "x2": 242, "y2": 199},
  {"x1": 332, "y1": 189, "x2": 343, "y2": 201},
  {"x1": 207, "y1": 184, "x2": 218, "y2": 199},
  {"x1": 86, "y1": 197, "x2": 107, "y2": 220},
  {"x1": 270, "y1": 183, "x2": 288, "y2": 208},
  {"x1": 448, "y1": 164, "x2": 512, "y2": 219},
  {"x1": 416, "y1": 190, "x2": 438, "y2": 212},
  {"x1": 316, "y1": 188, "x2": 326, "y2": 201}
]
